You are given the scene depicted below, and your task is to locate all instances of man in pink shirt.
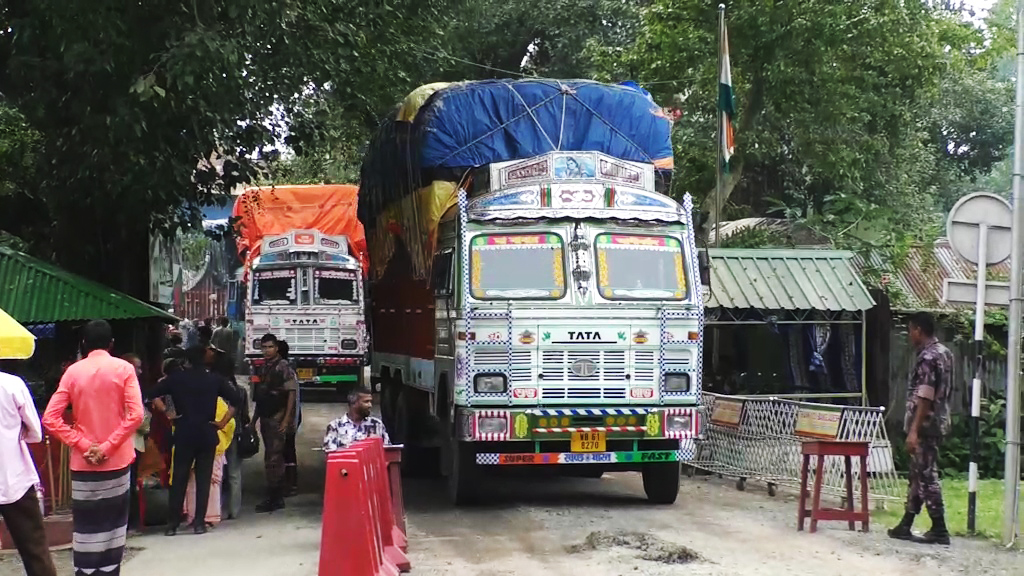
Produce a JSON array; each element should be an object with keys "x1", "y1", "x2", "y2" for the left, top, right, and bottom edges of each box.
[
  {"x1": 0, "y1": 368, "x2": 57, "y2": 576},
  {"x1": 43, "y1": 320, "x2": 143, "y2": 576}
]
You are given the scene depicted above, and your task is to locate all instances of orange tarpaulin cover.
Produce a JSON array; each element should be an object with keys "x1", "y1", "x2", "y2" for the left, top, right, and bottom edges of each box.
[{"x1": 232, "y1": 185, "x2": 368, "y2": 276}]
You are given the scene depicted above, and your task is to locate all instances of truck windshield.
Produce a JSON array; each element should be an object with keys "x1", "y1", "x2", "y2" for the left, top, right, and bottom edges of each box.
[
  {"x1": 252, "y1": 269, "x2": 297, "y2": 306},
  {"x1": 470, "y1": 233, "x2": 566, "y2": 300},
  {"x1": 314, "y1": 269, "x2": 358, "y2": 305},
  {"x1": 594, "y1": 233, "x2": 688, "y2": 300}
]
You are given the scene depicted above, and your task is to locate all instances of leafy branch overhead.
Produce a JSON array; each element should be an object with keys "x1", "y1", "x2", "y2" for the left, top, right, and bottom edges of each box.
[
  {"x1": 0, "y1": 0, "x2": 1017, "y2": 299},
  {"x1": 591, "y1": 0, "x2": 1013, "y2": 248}
]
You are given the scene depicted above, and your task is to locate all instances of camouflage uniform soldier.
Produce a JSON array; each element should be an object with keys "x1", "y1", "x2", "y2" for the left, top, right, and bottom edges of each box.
[
  {"x1": 888, "y1": 311, "x2": 952, "y2": 545},
  {"x1": 251, "y1": 333, "x2": 298, "y2": 513}
]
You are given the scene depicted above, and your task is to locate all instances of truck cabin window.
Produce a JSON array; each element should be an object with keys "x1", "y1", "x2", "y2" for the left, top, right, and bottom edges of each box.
[
  {"x1": 470, "y1": 234, "x2": 566, "y2": 300},
  {"x1": 252, "y1": 269, "x2": 298, "y2": 306},
  {"x1": 595, "y1": 234, "x2": 688, "y2": 300},
  {"x1": 314, "y1": 270, "x2": 358, "y2": 305}
]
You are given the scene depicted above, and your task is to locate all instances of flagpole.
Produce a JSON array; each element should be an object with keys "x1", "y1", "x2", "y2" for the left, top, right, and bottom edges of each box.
[{"x1": 716, "y1": 3, "x2": 725, "y2": 248}]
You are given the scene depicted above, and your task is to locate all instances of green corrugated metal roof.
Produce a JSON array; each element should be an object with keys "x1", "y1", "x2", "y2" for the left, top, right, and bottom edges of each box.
[
  {"x1": 0, "y1": 246, "x2": 178, "y2": 324},
  {"x1": 707, "y1": 248, "x2": 875, "y2": 312}
]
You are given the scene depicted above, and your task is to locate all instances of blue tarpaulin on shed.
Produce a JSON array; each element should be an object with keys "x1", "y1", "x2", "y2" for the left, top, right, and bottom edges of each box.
[{"x1": 415, "y1": 79, "x2": 673, "y2": 169}]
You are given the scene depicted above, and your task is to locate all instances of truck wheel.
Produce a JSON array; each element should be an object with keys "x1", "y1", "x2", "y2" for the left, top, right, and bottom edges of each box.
[
  {"x1": 642, "y1": 462, "x2": 681, "y2": 504},
  {"x1": 391, "y1": 389, "x2": 409, "y2": 446},
  {"x1": 379, "y1": 382, "x2": 394, "y2": 428},
  {"x1": 447, "y1": 439, "x2": 478, "y2": 506}
]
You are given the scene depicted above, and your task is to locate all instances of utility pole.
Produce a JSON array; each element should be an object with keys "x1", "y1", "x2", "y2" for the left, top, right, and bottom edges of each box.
[{"x1": 1002, "y1": 0, "x2": 1024, "y2": 548}]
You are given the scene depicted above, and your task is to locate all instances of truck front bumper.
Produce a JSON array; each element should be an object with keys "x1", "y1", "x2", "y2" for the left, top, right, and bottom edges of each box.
[
  {"x1": 248, "y1": 355, "x2": 365, "y2": 387},
  {"x1": 455, "y1": 406, "x2": 700, "y2": 466}
]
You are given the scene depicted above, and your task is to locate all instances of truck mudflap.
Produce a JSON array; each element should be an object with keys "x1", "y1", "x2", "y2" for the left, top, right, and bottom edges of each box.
[{"x1": 458, "y1": 406, "x2": 699, "y2": 466}]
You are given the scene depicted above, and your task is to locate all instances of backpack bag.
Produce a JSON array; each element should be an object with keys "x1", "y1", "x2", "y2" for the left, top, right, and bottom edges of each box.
[{"x1": 236, "y1": 426, "x2": 260, "y2": 460}]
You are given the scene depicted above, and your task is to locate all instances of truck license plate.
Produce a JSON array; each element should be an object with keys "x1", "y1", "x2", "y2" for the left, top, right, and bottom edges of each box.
[
  {"x1": 571, "y1": 430, "x2": 606, "y2": 452},
  {"x1": 297, "y1": 368, "x2": 314, "y2": 381}
]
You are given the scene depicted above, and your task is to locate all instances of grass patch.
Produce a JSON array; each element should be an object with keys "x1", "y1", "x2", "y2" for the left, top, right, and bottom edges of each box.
[{"x1": 872, "y1": 478, "x2": 1011, "y2": 540}]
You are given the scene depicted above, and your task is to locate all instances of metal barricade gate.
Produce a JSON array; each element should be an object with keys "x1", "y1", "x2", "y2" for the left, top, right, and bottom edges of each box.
[{"x1": 689, "y1": 393, "x2": 902, "y2": 505}]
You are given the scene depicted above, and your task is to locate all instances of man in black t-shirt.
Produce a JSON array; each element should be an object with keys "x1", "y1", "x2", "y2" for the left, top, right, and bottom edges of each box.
[{"x1": 150, "y1": 346, "x2": 239, "y2": 535}]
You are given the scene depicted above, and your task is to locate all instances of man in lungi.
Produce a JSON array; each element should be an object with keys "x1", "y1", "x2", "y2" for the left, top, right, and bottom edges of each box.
[{"x1": 43, "y1": 320, "x2": 143, "y2": 576}]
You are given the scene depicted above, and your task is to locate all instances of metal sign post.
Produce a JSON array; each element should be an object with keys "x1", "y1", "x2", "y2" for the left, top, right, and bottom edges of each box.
[
  {"x1": 945, "y1": 192, "x2": 1013, "y2": 534},
  {"x1": 1004, "y1": 0, "x2": 1024, "y2": 546}
]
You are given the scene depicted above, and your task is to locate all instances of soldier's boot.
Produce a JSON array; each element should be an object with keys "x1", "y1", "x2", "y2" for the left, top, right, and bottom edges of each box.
[
  {"x1": 255, "y1": 487, "x2": 285, "y2": 513},
  {"x1": 887, "y1": 512, "x2": 916, "y2": 541},
  {"x1": 919, "y1": 514, "x2": 951, "y2": 545}
]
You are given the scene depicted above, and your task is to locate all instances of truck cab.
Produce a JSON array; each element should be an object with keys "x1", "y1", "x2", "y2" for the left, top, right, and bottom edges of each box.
[
  {"x1": 245, "y1": 229, "x2": 368, "y2": 390},
  {"x1": 379, "y1": 151, "x2": 704, "y2": 504}
]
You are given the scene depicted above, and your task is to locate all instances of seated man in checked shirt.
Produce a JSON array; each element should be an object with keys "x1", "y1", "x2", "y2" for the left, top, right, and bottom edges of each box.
[{"x1": 323, "y1": 386, "x2": 390, "y2": 453}]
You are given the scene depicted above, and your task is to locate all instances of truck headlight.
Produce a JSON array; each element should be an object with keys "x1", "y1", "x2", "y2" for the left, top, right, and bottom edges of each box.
[
  {"x1": 252, "y1": 339, "x2": 261, "y2": 350},
  {"x1": 474, "y1": 374, "x2": 507, "y2": 393},
  {"x1": 664, "y1": 373, "x2": 691, "y2": 392},
  {"x1": 478, "y1": 416, "x2": 508, "y2": 435},
  {"x1": 667, "y1": 413, "x2": 693, "y2": 432},
  {"x1": 341, "y1": 339, "x2": 358, "y2": 350}
]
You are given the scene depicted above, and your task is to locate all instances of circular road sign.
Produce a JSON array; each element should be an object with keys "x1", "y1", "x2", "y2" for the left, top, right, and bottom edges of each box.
[{"x1": 946, "y1": 192, "x2": 1013, "y2": 266}]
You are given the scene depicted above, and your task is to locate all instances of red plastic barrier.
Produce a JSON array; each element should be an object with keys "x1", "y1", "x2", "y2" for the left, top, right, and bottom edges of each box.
[{"x1": 320, "y1": 438, "x2": 410, "y2": 576}]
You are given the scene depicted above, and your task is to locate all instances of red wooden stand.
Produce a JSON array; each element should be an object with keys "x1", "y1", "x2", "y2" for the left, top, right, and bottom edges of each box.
[{"x1": 798, "y1": 440, "x2": 870, "y2": 533}]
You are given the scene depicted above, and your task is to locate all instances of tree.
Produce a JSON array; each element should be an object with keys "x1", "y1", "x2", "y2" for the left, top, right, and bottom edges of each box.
[
  {"x1": 590, "y1": 1, "x2": 1014, "y2": 247},
  {"x1": 0, "y1": 0, "x2": 457, "y2": 297},
  {"x1": 274, "y1": 0, "x2": 647, "y2": 184}
]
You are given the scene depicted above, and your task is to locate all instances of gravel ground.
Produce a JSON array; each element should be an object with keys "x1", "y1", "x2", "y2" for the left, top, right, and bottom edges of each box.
[
  {"x1": 4, "y1": 398, "x2": 1022, "y2": 576},
  {"x1": 406, "y1": 471, "x2": 1024, "y2": 576}
]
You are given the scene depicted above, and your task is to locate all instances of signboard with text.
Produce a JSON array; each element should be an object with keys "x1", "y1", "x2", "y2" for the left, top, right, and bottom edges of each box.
[
  {"x1": 794, "y1": 406, "x2": 844, "y2": 440},
  {"x1": 709, "y1": 398, "x2": 745, "y2": 428}
]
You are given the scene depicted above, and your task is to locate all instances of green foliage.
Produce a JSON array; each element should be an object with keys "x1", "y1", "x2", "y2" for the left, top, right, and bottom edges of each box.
[
  {"x1": 277, "y1": 0, "x2": 644, "y2": 185},
  {"x1": 890, "y1": 391, "x2": 1008, "y2": 480},
  {"x1": 0, "y1": 0, "x2": 459, "y2": 295},
  {"x1": 719, "y1": 225, "x2": 791, "y2": 249},
  {"x1": 0, "y1": 102, "x2": 39, "y2": 198},
  {"x1": 944, "y1": 308, "x2": 1010, "y2": 358},
  {"x1": 180, "y1": 232, "x2": 212, "y2": 273},
  {"x1": 939, "y1": 392, "x2": 1007, "y2": 480},
  {"x1": 591, "y1": 1, "x2": 1013, "y2": 248},
  {"x1": 0, "y1": 0, "x2": 1017, "y2": 298}
]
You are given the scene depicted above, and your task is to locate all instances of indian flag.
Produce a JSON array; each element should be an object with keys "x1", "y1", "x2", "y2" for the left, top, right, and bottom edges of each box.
[{"x1": 718, "y1": 10, "x2": 735, "y2": 171}]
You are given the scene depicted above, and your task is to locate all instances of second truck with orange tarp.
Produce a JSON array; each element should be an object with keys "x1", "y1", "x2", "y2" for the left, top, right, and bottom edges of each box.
[{"x1": 233, "y1": 184, "x2": 369, "y2": 391}]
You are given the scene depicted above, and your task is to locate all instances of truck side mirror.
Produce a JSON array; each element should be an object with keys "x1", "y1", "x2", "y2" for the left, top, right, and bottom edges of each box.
[{"x1": 698, "y1": 250, "x2": 711, "y2": 289}]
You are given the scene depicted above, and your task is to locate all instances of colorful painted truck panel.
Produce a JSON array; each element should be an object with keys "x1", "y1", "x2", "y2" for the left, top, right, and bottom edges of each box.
[
  {"x1": 360, "y1": 80, "x2": 703, "y2": 505},
  {"x1": 232, "y1": 186, "x2": 370, "y2": 390}
]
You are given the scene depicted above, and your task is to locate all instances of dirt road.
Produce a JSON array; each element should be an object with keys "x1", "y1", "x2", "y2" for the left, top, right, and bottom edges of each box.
[
  {"x1": 3, "y1": 400, "x2": 1021, "y2": 576},
  {"x1": 404, "y1": 468, "x2": 1022, "y2": 576}
]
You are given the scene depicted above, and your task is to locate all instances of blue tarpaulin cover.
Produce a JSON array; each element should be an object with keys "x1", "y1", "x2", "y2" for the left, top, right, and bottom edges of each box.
[{"x1": 414, "y1": 79, "x2": 673, "y2": 169}]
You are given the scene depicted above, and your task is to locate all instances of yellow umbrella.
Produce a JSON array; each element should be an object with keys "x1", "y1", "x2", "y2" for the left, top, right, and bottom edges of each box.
[{"x1": 0, "y1": 307, "x2": 35, "y2": 359}]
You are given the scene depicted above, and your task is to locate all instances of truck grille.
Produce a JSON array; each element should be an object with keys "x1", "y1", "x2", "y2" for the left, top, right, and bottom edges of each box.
[
  {"x1": 632, "y1": 350, "x2": 657, "y2": 384},
  {"x1": 281, "y1": 327, "x2": 344, "y2": 354},
  {"x1": 470, "y1": 349, "x2": 532, "y2": 384},
  {"x1": 539, "y1": 349, "x2": 627, "y2": 400}
]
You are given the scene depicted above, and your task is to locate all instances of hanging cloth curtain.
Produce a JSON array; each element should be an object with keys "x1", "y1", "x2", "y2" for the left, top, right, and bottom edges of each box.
[{"x1": 809, "y1": 324, "x2": 831, "y2": 374}]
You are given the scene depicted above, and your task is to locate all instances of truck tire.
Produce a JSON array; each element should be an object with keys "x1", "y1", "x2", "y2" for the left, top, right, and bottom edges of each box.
[
  {"x1": 379, "y1": 378, "x2": 398, "y2": 431},
  {"x1": 641, "y1": 462, "x2": 681, "y2": 504},
  {"x1": 393, "y1": 389, "x2": 437, "y2": 477},
  {"x1": 447, "y1": 439, "x2": 478, "y2": 506}
]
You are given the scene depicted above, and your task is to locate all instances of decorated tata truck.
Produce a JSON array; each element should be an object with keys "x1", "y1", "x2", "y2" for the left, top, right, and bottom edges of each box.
[
  {"x1": 360, "y1": 80, "x2": 704, "y2": 504},
  {"x1": 232, "y1": 185, "x2": 370, "y2": 390}
]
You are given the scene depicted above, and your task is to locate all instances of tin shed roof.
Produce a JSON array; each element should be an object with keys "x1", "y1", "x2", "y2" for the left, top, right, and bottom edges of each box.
[
  {"x1": 852, "y1": 239, "x2": 1011, "y2": 313},
  {"x1": 0, "y1": 246, "x2": 179, "y2": 324},
  {"x1": 707, "y1": 248, "x2": 875, "y2": 312}
]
